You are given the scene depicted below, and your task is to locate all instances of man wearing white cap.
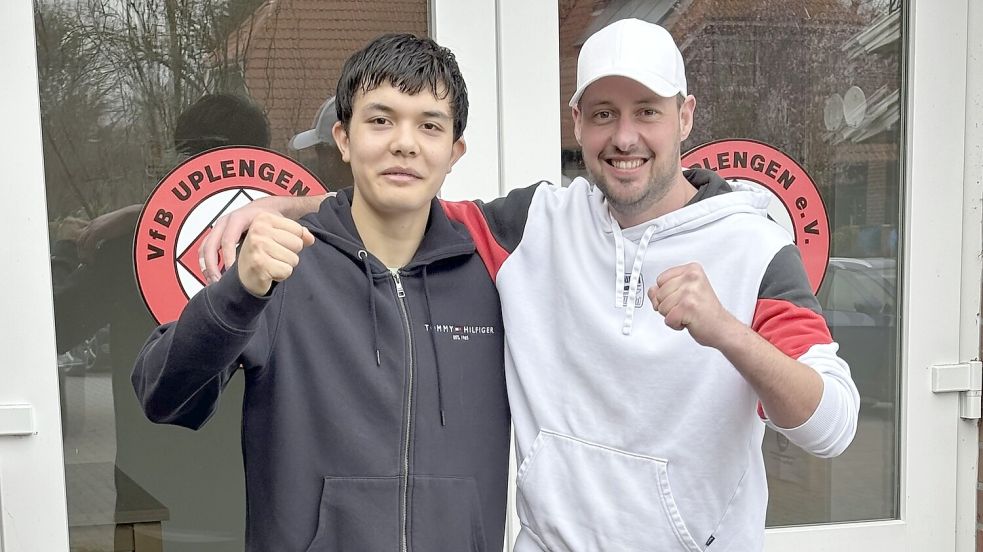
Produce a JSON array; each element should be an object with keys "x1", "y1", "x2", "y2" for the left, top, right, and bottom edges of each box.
[
  {"x1": 287, "y1": 96, "x2": 355, "y2": 191},
  {"x1": 202, "y1": 19, "x2": 859, "y2": 550}
]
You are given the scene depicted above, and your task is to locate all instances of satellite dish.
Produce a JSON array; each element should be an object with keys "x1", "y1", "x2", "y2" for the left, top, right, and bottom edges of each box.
[
  {"x1": 824, "y1": 93, "x2": 844, "y2": 131},
  {"x1": 843, "y1": 85, "x2": 867, "y2": 128}
]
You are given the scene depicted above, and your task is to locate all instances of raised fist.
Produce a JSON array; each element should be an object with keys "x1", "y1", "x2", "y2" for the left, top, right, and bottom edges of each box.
[{"x1": 236, "y1": 213, "x2": 315, "y2": 296}]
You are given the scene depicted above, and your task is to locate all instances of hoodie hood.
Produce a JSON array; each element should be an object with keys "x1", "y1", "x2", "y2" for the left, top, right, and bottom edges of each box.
[
  {"x1": 599, "y1": 168, "x2": 772, "y2": 242},
  {"x1": 582, "y1": 167, "x2": 774, "y2": 335},
  {"x1": 301, "y1": 187, "x2": 476, "y2": 272}
]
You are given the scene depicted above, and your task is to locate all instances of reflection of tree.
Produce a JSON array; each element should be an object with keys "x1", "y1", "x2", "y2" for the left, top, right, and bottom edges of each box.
[
  {"x1": 35, "y1": 0, "x2": 264, "y2": 220},
  {"x1": 669, "y1": 1, "x2": 902, "y2": 258}
]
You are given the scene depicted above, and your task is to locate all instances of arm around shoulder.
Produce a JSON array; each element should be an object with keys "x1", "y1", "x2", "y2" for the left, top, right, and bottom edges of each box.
[{"x1": 201, "y1": 193, "x2": 328, "y2": 283}]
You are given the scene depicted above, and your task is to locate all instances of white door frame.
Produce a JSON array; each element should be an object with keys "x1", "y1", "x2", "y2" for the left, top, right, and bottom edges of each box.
[
  {"x1": 493, "y1": 0, "x2": 981, "y2": 550},
  {"x1": 955, "y1": 0, "x2": 983, "y2": 547},
  {"x1": 431, "y1": 0, "x2": 504, "y2": 202},
  {"x1": 0, "y1": 1, "x2": 70, "y2": 550}
]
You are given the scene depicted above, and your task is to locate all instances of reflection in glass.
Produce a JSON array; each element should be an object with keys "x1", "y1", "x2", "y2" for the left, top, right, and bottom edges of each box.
[
  {"x1": 36, "y1": 1, "x2": 428, "y2": 549},
  {"x1": 558, "y1": 0, "x2": 903, "y2": 526}
]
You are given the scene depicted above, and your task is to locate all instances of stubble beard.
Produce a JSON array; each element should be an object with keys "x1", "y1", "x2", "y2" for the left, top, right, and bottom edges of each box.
[{"x1": 588, "y1": 141, "x2": 682, "y2": 224}]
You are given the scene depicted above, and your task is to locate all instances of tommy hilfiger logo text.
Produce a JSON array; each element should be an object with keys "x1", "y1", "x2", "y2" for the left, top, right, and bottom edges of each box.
[{"x1": 425, "y1": 324, "x2": 496, "y2": 341}]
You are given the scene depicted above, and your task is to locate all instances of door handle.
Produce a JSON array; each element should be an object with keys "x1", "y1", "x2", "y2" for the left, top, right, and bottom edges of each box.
[
  {"x1": 0, "y1": 404, "x2": 34, "y2": 436},
  {"x1": 931, "y1": 361, "x2": 983, "y2": 419}
]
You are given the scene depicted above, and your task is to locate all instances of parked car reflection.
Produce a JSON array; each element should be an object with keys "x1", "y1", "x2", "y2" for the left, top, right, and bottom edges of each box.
[{"x1": 817, "y1": 257, "x2": 898, "y2": 408}]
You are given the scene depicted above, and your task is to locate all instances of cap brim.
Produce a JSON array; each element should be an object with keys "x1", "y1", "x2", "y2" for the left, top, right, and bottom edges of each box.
[
  {"x1": 568, "y1": 70, "x2": 683, "y2": 107},
  {"x1": 289, "y1": 129, "x2": 321, "y2": 150}
]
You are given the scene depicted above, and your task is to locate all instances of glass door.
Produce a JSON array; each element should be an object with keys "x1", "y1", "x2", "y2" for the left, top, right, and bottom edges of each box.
[{"x1": 495, "y1": 0, "x2": 980, "y2": 549}]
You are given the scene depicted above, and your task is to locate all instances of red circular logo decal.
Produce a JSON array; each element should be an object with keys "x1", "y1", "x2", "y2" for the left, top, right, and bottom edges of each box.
[
  {"x1": 134, "y1": 146, "x2": 328, "y2": 324},
  {"x1": 681, "y1": 139, "x2": 830, "y2": 292}
]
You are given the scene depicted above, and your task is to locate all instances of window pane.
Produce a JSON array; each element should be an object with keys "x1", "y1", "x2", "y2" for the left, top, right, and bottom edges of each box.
[
  {"x1": 36, "y1": 1, "x2": 428, "y2": 549},
  {"x1": 558, "y1": 0, "x2": 903, "y2": 526}
]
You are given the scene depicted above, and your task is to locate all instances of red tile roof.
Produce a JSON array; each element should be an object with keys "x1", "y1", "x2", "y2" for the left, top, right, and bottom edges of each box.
[{"x1": 230, "y1": 0, "x2": 428, "y2": 152}]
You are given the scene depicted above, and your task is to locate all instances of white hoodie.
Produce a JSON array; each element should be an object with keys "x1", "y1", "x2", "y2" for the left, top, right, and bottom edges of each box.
[{"x1": 442, "y1": 169, "x2": 859, "y2": 551}]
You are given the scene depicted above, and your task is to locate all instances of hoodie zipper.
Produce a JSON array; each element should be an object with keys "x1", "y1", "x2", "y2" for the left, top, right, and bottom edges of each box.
[{"x1": 392, "y1": 270, "x2": 413, "y2": 552}]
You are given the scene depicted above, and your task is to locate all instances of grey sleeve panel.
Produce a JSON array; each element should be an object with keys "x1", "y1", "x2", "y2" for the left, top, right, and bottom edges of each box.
[
  {"x1": 473, "y1": 182, "x2": 543, "y2": 253},
  {"x1": 758, "y1": 244, "x2": 822, "y2": 314}
]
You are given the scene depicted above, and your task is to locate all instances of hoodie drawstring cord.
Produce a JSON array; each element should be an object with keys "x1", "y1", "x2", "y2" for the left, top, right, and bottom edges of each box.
[
  {"x1": 610, "y1": 218, "x2": 657, "y2": 336},
  {"x1": 613, "y1": 215, "x2": 627, "y2": 308},
  {"x1": 359, "y1": 250, "x2": 445, "y2": 425},
  {"x1": 422, "y1": 267, "x2": 446, "y2": 427},
  {"x1": 358, "y1": 250, "x2": 382, "y2": 366}
]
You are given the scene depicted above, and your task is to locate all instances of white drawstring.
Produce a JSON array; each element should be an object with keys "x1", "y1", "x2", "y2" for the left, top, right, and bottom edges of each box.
[
  {"x1": 613, "y1": 216, "x2": 627, "y2": 307},
  {"x1": 610, "y1": 215, "x2": 657, "y2": 336}
]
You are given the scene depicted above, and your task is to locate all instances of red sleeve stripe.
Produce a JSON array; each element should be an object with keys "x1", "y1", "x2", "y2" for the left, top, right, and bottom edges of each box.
[
  {"x1": 440, "y1": 199, "x2": 509, "y2": 281},
  {"x1": 752, "y1": 298, "x2": 833, "y2": 359}
]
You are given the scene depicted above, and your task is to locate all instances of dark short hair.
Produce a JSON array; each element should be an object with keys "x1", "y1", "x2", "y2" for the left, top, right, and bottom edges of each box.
[
  {"x1": 174, "y1": 93, "x2": 271, "y2": 155},
  {"x1": 335, "y1": 33, "x2": 468, "y2": 141}
]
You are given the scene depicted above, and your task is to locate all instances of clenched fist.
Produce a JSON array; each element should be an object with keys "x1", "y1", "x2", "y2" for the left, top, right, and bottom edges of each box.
[
  {"x1": 237, "y1": 213, "x2": 315, "y2": 297},
  {"x1": 646, "y1": 262, "x2": 740, "y2": 349}
]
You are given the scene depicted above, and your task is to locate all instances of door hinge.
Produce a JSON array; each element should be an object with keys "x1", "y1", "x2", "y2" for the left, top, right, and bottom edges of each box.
[
  {"x1": 931, "y1": 361, "x2": 983, "y2": 420},
  {"x1": 0, "y1": 404, "x2": 34, "y2": 436}
]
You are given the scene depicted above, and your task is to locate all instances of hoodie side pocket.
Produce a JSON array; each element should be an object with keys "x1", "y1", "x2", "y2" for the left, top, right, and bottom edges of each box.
[
  {"x1": 304, "y1": 476, "x2": 400, "y2": 552},
  {"x1": 516, "y1": 430, "x2": 703, "y2": 552}
]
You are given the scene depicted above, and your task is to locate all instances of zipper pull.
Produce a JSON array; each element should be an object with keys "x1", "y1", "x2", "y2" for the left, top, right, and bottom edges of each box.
[{"x1": 392, "y1": 270, "x2": 406, "y2": 298}]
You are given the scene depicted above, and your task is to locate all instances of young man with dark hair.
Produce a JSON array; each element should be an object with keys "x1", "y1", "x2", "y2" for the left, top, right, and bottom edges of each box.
[{"x1": 132, "y1": 34, "x2": 510, "y2": 552}]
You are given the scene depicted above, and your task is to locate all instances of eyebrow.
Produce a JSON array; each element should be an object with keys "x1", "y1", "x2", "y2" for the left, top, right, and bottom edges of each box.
[
  {"x1": 584, "y1": 97, "x2": 664, "y2": 109},
  {"x1": 422, "y1": 110, "x2": 452, "y2": 120},
  {"x1": 363, "y1": 103, "x2": 452, "y2": 121},
  {"x1": 363, "y1": 103, "x2": 396, "y2": 115}
]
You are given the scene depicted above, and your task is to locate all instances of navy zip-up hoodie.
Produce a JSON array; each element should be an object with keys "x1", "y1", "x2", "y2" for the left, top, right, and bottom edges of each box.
[{"x1": 132, "y1": 189, "x2": 510, "y2": 551}]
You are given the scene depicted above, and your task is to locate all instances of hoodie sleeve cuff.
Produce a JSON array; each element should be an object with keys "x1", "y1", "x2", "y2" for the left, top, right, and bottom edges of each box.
[
  {"x1": 201, "y1": 263, "x2": 273, "y2": 333},
  {"x1": 768, "y1": 350, "x2": 859, "y2": 458}
]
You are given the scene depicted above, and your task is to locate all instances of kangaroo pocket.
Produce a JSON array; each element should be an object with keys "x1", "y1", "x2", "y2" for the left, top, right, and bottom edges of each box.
[
  {"x1": 516, "y1": 430, "x2": 703, "y2": 552},
  {"x1": 304, "y1": 475, "x2": 486, "y2": 552}
]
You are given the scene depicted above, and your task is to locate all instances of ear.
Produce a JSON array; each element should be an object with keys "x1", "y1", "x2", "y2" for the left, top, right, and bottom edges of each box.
[
  {"x1": 572, "y1": 105, "x2": 584, "y2": 146},
  {"x1": 447, "y1": 137, "x2": 467, "y2": 173},
  {"x1": 331, "y1": 121, "x2": 351, "y2": 163},
  {"x1": 679, "y1": 95, "x2": 696, "y2": 142}
]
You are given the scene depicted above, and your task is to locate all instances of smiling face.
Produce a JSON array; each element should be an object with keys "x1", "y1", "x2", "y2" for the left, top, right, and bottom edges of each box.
[
  {"x1": 333, "y1": 82, "x2": 465, "y2": 220},
  {"x1": 573, "y1": 75, "x2": 695, "y2": 226}
]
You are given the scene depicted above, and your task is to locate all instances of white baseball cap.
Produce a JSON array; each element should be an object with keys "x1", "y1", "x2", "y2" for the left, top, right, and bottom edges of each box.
[
  {"x1": 290, "y1": 96, "x2": 338, "y2": 150},
  {"x1": 569, "y1": 18, "x2": 687, "y2": 107}
]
